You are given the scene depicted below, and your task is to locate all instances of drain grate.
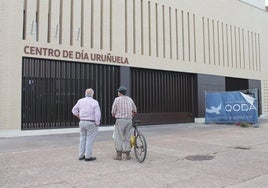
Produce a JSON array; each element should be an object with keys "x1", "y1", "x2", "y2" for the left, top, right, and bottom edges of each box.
[{"x1": 185, "y1": 155, "x2": 214, "y2": 161}]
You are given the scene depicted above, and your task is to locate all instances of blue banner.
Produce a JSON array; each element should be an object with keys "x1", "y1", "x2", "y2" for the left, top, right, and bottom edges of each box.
[{"x1": 205, "y1": 91, "x2": 258, "y2": 124}]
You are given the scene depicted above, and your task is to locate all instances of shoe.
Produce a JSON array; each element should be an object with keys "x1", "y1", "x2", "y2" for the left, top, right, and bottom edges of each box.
[
  {"x1": 85, "y1": 157, "x2": 96, "y2": 161},
  {"x1": 79, "y1": 156, "x2": 85, "y2": 160},
  {"x1": 114, "y1": 150, "x2": 122, "y2": 161},
  {"x1": 126, "y1": 151, "x2": 131, "y2": 160}
]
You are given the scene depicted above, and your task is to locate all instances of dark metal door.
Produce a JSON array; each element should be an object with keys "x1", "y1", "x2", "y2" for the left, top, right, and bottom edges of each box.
[
  {"x1": 22, "y1": 57, "x2": 120, "y2": 130},
  {"x1": 131, "y1": 68, "x2": 197, "y2": 124}
]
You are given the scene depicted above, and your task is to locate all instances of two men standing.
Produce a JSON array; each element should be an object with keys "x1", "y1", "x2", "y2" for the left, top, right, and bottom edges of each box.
[{"x1": 72, "y1": 86, "x2": 137, "y2": 161}]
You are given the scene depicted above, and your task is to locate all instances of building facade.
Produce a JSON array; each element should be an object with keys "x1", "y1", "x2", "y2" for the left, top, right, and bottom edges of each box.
[{"x1": 0, "y1": 0, "x2": 268, "y2": 130}]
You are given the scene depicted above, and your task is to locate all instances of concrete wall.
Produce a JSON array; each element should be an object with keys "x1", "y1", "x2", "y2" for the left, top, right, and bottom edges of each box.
[{"x1": 1, "y1": 0, "x2": 268, "y2": 130}]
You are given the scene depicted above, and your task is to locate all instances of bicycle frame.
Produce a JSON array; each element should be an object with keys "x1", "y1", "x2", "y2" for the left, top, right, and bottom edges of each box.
[{"x1": 132, "y1": 120, "x2": 147, "y2": 163}]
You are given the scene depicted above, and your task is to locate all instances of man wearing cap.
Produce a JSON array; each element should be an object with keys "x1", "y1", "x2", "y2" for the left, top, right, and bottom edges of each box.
[
  {"x1": 72, "y1": 88, "x2": 101, "y2": 161},
  {"x1": 111, "y1": 86, "x2": 137, "y2": 160}
]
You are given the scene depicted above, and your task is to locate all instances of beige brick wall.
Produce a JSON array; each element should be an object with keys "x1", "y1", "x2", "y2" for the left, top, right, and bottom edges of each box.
[
  {"x1": 0, "y1": 1, "x2": 8, "y2": 129},
  {"x1": 0, "y1": 1, "x2": 23, "y2": 130},
  {"x1": 1, "y1": 0, "x2": 268, "y2": 130}
]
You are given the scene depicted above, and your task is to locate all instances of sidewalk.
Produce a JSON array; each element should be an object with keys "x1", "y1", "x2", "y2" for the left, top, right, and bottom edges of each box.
[{"x1": 1, "y1": 118, "x2": 268, "y2": 188}]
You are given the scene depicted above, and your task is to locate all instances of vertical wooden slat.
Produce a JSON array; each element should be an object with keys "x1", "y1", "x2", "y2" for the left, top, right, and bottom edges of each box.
[
  {"x1": 22, "y1": 58, "x2": 120, "y2": 129},
  {"x1": 131, "y1": 68, "x2": 197, "y2": 118},
  {"x1": 22, "y1": 58, "x2": 196, "y2": 129}
]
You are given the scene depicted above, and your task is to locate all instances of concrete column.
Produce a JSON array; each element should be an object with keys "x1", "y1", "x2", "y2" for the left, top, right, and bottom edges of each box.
[{"x1": 120, "y1": 66, "x2": 131, "y2": 97}]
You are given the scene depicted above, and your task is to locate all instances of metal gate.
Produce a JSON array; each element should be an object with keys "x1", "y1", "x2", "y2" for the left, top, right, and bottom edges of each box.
[
  {"x1": 22, "y1": 57, "x2": 120, "y2": 130},
  {"x1": 131, "y1": 68, "x2": 197, "y2": 124}
]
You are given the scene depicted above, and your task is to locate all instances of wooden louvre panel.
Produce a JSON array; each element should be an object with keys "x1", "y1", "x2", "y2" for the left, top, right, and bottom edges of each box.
[
  {"x1": 131, "y1": 68, "x2": 197, "y2": 125},
  {"x1": 22, "y1": 57, "x2": 120, "y2": 130}
]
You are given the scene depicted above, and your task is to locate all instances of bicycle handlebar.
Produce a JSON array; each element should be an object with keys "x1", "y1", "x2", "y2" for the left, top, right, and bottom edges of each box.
[{"x1": 132, "y1": 120, "x2": 141, "y2": 127}]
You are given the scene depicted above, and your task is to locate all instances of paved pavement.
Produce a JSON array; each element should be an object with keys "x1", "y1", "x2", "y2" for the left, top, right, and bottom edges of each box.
[{"x1": 1, "y1": 118, "x2": 268, "y2": 188}]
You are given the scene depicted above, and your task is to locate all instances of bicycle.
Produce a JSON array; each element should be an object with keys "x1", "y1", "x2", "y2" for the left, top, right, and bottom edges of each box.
[{"x1": 130, "y1": 120, "x2": 147, "y2": 163}]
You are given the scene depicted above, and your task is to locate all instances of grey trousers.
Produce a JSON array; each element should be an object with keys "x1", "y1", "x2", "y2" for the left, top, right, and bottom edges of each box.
[
  {"x1": 114, "y1": 118, "x2": 133, "y2": 152},
  {"x1": 79, "y1": 121, "x2": 98, "y2": 158}
]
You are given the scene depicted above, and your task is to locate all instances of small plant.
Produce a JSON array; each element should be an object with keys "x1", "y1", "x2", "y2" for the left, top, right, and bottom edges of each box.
[
  {"x1": 240, "y1": 122, "x2": 249, "y2": 128},
  {"x1": 234, "y1": 122, "x2": 250, "y2": 128}
]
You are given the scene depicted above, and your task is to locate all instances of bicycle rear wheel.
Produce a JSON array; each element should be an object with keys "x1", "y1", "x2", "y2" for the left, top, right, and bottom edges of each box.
[{"x1": 134, "y1": 132, "x2": 147, "y2": 163}]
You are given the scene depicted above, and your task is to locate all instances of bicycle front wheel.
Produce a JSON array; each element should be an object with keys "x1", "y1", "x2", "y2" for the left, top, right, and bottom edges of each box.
[{"x1": 134, "y1": 132, "x2": 147, "y2": 163}]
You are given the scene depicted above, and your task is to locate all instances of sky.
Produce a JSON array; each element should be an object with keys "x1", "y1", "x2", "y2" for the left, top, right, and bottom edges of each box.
[{"x1": 241, "y1": 0, "x2": 267, "y2": 9}]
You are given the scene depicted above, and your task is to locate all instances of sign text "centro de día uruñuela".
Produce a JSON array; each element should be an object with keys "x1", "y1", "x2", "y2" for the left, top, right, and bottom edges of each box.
[{"x1": 24, "y1": 45, "x2": 129, "y2": 65}]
